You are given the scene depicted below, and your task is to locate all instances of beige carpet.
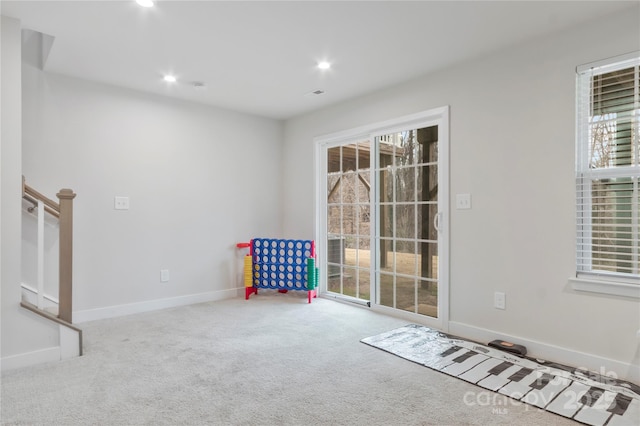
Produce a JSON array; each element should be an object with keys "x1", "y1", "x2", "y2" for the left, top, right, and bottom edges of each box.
[{"x1": 1, "y1": 292, "x2": 578, "y2": 425}]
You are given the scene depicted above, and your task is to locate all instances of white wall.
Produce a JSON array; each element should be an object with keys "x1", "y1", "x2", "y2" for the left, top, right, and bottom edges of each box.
[
  {"x1": 282, "y1": 9, "x2": 640, "y2": 381},
  {"x1": 2, "y1": 16, "x2": 61, "y2": 366},
  {"x1": 21, "y1": 66, "x2": 284, "y2": 321}
]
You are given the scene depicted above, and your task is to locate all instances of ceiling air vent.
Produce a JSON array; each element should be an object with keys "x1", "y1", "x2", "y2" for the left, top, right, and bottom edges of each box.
[{"x1": 305, "y1": 89, "x2": 326, "y2": 97}]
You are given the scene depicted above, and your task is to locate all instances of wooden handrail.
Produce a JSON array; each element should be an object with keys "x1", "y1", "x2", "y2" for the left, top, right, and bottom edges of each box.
[
  {"x1": 22, "y1": 192, "x2": 60, "y2": 218},
  {"x1": 22, "y1": 176, "x2": 60, "y2": 217}
]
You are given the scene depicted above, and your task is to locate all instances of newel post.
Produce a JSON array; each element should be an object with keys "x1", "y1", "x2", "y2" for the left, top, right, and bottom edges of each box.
[{"x1": 57, "y1": 188, "x2": 76, "y2": 323}]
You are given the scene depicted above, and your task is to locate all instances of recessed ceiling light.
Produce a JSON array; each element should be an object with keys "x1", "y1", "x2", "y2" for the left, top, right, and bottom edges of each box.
[
  {"x1": 136, "y1": 0, "x2": 154, "y2": 7},
  {"x1": 163, "y1": 75, "x2": 177, "y2": 83},
  {"x1": 317, "y1": 61, "x2": 331, "y2": 70}
]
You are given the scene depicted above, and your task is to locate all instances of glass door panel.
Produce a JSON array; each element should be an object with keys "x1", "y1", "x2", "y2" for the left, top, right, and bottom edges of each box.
[
  {"x1": 375, "y1": 125, "x2": 439, "y2": 318},
  {"x1": 379, "y1": 272, "x2": 394, "y2": 308},
  {"x1": 326, "y1": 141, "x2": 371, "y2": 302}
]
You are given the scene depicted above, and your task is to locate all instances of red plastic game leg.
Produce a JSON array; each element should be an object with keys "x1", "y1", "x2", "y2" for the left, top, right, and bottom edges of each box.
[
  {"x1": 308, "y1": 290, "x2": 317, "y2": 304},
  {"x1": 245, "y1": 287, "x2": 258, "y2": 300}
]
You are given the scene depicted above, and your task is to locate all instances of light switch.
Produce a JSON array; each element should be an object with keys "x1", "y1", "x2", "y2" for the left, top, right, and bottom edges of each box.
[
  {"x1": 494, "y1": 292, "x2": 506, "y2": 310},
  {"x1": 114, "y1": 196, "x2": 130, "y2": 210},
  {"x1": 456, "y1": 193, "x2": 471, "y2": 210}
]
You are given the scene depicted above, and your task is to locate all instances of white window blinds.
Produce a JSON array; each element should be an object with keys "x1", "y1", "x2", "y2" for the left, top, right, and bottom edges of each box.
[{"x1": 576, "y1": 53, "x2": 640, "y2": 282}]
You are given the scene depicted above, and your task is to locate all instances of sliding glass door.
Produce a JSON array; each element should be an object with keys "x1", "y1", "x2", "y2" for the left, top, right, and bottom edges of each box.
[{"x1": 317, "y1": 108, "x2": 449, "y2": 328}]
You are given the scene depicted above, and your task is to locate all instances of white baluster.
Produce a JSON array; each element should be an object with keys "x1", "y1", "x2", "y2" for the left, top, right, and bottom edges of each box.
[{"x1": 37, "y1": 200, "x2": 44, "y2": 310}]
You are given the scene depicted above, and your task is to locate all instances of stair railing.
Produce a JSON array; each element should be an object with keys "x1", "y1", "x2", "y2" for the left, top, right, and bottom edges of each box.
[{"x1": 21, "y1": 176, "x2": 76, "y2": 323}]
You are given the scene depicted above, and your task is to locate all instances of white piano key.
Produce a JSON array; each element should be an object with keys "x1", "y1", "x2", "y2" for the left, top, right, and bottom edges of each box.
[
  {"x1": 546, "y1": 381, "x2": 589, "y2": 418},
  {"x1": 498, "y1": 368, "x2": 539, "y2": 400},
  {"x1": 574, "y1": 389, "x2": 619, "y2": 426},
  {"x1": 522, "y1": 374, "x2": 572, "y2": 409},
  {"x1": 441, "y1": 352, "x2": 489, "y2": 377},
  {"x1": 607, "y1": 395, "x2": 640, "y2": 426},
  {"x1": 458, "y1": 357, "x2": 506, "y2": 384},
  {"x1": 422, "y1": 346, "x2": 468, "y2": 371},
  {"x1": 477, "y1": 364, "x2": 523, "y2": 391},
  {"x1": 389, "y1": 337, "x2": 440, "y2": 362}
]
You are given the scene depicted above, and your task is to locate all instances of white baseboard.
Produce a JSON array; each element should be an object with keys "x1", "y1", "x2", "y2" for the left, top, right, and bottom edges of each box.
[
  {"x1": 1, "y1": 346, "x2": 60, "y2": 371},
  {"x1": 73, "y1": 288, "x2": 243, "y2": 323},
  {"x1": 448, "y1": 321, "x2": 639, "y2": 384}
]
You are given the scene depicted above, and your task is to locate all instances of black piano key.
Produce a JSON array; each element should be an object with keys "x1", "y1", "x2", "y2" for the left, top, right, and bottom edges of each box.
[
  {"x1": 529, "y1": 373, "x2": 554, "y2": 390},
  {"x1": 606, "y1": 393, "x2": 632, "y2": 415},
  {"x1": 508, "y1": 367, "x2": 533, "y2": 382},
  {"x1": 487, "y1": 361, "x2": 514, "y2": 376},
  {"x1": 439, "y1": 345, "x2": 462, "y2": 357},
  {"x1": 452, "y1": 350, "x2": 478, "y2": 363},
  {"x1": 579, "y1": 386, "x2": 604, "y2": 407}
]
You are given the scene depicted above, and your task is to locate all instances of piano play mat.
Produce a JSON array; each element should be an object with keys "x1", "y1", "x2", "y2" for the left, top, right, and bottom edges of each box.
[{"x1": 361, "y1": 324, "x2": 639, "y2": 426}]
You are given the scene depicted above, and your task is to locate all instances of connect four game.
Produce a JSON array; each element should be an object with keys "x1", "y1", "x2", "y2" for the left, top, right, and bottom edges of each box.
[{"x1": 237, "y1": 238, "x2": 318, "y2": 303}]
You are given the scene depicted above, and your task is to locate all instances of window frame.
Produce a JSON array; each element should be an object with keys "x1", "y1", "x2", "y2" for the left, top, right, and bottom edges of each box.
[{"x1": 573, "y1": 51, "x2": 640, "y2": 299}]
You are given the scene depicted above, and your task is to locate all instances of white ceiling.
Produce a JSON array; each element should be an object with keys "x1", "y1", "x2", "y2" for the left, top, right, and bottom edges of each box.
[{"x1": 2, "y1": 1, "x2": 637, "y2": 120}]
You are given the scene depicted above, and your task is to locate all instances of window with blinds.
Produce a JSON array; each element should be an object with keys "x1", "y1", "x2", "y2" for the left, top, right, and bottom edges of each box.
[{"x1": 576, "y1": 53, "x2": 640, "y2": 282}]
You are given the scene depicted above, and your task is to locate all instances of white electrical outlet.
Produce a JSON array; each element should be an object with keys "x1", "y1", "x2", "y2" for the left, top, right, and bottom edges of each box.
[
  {"x1": 160, "y1": 269, "x2": 170, "y2": 282},
  {"x1": 114, "y1": 196, "x2": 130, "y2": 210},
  {"x1": 494, "y1": 292, "x2": 506, "y2": 310},
  {"x1": 456, "y1": 193, "x2": 471, "y2": 210}
]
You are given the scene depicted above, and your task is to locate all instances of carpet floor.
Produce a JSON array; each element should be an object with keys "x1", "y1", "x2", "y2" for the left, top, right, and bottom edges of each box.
[{"x1": 2, "y1": 292, "x2": 580, "y2": 425}]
